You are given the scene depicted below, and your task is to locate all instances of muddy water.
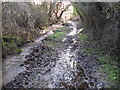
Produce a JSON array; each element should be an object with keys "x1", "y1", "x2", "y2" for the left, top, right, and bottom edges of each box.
[
  {"x1": 2, "y1": 30, "x2": 53, "y2": 85},
  {"x1": 44, "y1": 21, "x2": 90, "y2": 88},
  {"x1": 2, "y1": 21, "x2": 104, "y2": 89}
]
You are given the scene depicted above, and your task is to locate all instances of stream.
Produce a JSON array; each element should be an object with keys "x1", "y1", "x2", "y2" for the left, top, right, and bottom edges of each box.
[{"x1": 2, "y1": 21, "x2": 106, "y2": 89}]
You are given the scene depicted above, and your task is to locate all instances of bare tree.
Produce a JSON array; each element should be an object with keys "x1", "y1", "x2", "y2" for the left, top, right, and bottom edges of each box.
[{"x1": 53, "y1": 2, "x2": 71, "y2": 21}]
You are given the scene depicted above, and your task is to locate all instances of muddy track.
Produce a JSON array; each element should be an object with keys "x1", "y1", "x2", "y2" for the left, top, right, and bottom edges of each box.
[{"x1": 2, "y1": 21, "x2": 106, "y2": 89}]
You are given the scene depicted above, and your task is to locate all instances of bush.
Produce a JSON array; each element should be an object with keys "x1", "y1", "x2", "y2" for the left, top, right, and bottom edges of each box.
[{"x1": 2, "y1": 36, "x2": 24, "y2": 58}]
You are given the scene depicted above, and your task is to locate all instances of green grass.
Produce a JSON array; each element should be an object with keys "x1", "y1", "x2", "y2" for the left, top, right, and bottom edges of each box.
[
  {"x1": 97, "y1": 55, "x2": 119, "y2": 83},
  {"x1": 78, "y1": 33, "x2": 88, "y2": 42},
  {"x1": 47, "y1": 27, "x2": 68, "y2": 42},
  {"x1": 77, "y1": 32, "x2": 119, "y2": 86},
  {"x1": 51, "y1": 27, "x2": 69, "y2": 41},
  {"x1": 16, "y1": 49, "x2": 24, "y2": 53},
  {"x1": 43, "y1": 27, "x2": 69, "y2": 48},
  {"x1": 102, "y1": 64, "x2": 119, "y2": 83},
  {"x1": 47, "y1": 31, "x2": 67, "y2": 41},
  {"x1": 97, "y1": 55, "x2": 110, "y2": 64}
]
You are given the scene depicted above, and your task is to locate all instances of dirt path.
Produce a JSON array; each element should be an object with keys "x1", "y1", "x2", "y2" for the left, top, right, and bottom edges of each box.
[{"x1": 2, "y1": 21, "x2": 107, "y2": 89}]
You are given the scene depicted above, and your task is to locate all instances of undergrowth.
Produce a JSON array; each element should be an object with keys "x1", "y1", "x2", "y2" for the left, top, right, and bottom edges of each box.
[
  {"x1": 77, "y1": 32, "x2": 120, "y2": 87},
  {"x1": 2, "y1": 36, "x2": 25, "y2": 58}
]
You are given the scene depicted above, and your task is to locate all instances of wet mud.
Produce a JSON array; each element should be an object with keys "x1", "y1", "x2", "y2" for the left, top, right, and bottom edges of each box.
[{"x1": 2, "y1": 21, "x2": 106, "y2": 89}]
